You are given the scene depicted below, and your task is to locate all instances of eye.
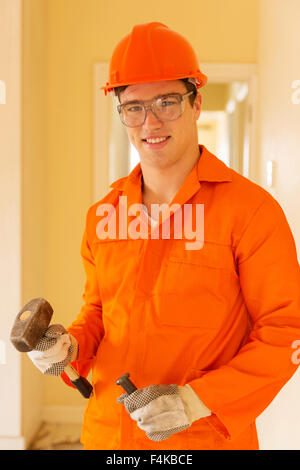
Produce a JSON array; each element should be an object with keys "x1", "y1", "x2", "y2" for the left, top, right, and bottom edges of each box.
[
  {"x1": 125, "y1": 104, "x2": 143, "y2": 113},
  {"x1": 160, "y1": 97, "x2": 178, "y2": 107}
]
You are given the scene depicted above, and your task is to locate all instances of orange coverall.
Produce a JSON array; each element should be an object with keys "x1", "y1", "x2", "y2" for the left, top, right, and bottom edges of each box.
[{"x1": 62, "y1": 145, "x2": 300, "y2": 450}]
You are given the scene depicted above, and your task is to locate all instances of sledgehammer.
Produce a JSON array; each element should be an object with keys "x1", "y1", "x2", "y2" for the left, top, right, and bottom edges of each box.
[{"x1": 10, "y1": 297, "x2": 93, "y2": 398}]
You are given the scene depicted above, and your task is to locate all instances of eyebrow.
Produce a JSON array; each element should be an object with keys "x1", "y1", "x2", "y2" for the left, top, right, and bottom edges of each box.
[{"x1": 120, "y1": 92, "x2": 179, "y2": 106}]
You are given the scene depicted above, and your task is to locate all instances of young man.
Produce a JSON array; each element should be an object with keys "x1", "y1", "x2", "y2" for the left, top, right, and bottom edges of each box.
[{"x1": 28, "y1": 22, "x2": 300, "y2": 450}]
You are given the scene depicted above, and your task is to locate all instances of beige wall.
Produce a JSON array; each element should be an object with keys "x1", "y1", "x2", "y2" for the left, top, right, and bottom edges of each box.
[
  {"x1": 22, "y1": 0, "x2": 47, "y2": 445},
  {"x1": 256, "y1": 0, "x2": 300, "y2": 253},
  {"x1": 255, "y1": 0, "x2": 300, "y2": 449},
  {"x1": 201, "y1": 84, "x2": 229, "y2": 111},
  {"x1": 0, "y1": 0, "x2": 23, "y2": 449}
]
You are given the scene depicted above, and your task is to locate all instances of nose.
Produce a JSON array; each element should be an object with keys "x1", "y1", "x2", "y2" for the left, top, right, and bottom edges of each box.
[{"x1": 143, "y1": 105, "x2": 163, "y2": 129}]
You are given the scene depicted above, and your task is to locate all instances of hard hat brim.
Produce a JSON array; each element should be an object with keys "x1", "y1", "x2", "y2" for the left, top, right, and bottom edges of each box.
[{"x1": 100, "y1": 73, "x2": 208, "y2": 96}]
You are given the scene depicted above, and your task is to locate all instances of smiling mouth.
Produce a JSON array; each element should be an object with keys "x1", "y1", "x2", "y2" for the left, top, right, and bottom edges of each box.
[{"x1": 142, "y1": 136, "x2": 171, "y2": 144}]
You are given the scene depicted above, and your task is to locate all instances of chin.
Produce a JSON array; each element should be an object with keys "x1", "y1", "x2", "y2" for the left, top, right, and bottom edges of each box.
[{"x1": 142, "y1": 152, "x2": 173, "y2": 167}]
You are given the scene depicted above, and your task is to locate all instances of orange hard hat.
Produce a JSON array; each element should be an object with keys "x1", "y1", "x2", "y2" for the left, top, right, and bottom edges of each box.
[{"x1": 101, "y1": 22, "x2": 208, "y2": 95}]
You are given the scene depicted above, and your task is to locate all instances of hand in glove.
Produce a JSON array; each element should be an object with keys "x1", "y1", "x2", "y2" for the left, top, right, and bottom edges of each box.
[
  {"x1": 27, "y1": 324, "x2": 78, "y2": 376},
  {"x1": 118, "y1": 383, "x2": 211, "y2": 441}
]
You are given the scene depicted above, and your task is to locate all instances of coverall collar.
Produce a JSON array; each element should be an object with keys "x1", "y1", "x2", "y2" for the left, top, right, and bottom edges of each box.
[
  {"x1": 110, "y1": 145, "x2": 232, "y2": 206},
  {"x1": 109, "y1": 146, "x2": 233, "y2": 234}
]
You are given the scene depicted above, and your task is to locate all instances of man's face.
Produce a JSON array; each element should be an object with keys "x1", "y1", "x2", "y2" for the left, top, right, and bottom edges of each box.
[{"x1": 118, "y1": 80, "x2": 202, "y2": 169}]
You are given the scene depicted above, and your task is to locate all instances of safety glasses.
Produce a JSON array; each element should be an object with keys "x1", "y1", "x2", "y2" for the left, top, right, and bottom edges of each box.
[{"x1": 117, "y1": 90, "x2": 195, "y2": 127}]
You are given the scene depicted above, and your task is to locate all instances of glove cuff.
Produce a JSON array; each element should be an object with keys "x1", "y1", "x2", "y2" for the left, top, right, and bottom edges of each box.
[{"x1": 178, "y1": 384, "x2": 211, "y2": 424}]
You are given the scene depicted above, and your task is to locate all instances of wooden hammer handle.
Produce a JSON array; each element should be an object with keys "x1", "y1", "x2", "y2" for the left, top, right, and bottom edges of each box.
[{"x1": 64, "y1": 364, "x2": 93, "y2": 398}]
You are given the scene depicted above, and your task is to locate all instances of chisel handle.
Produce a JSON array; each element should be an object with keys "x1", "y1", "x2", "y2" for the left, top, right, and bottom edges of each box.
[{"x1": 116, "y1": 372, "x2": 137, "y2": 395}]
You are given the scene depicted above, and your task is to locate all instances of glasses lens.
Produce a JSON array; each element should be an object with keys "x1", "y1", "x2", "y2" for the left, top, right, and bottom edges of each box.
[
  {"x1": 154, "y1": 95, "x2": 182, "y2": 121},
  {"x1": 119, "y1": 94, "x2": 183, "y2": 127},
  {"x1": 121, "y1": 103, "x2": 145, "y2": 127}
]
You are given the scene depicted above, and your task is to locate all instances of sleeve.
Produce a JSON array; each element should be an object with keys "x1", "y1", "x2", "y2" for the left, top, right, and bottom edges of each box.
[
  {"x1": 61, "y1": 206, "x2": 104, "y2": 388},
  {"x1": 187, "y1": 196, "x2": 300, "y2": 440}
]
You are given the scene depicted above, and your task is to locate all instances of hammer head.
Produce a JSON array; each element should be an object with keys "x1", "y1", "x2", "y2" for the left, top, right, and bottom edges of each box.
[{"x1": 10, "y1": 298, "x2": 53, "y2": 352}]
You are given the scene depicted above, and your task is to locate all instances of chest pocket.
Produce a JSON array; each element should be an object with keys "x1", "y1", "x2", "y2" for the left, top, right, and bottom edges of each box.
[{"x1": 152, "y1": 240, "x2": 239, "y2": 329}]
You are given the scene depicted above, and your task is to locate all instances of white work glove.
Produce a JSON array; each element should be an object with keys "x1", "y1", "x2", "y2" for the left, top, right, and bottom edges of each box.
[
  {"x1": 118, "y1": 383, "x2": 211, "y2": 441},
  {"x1": 27, "y1": 324, "x2": 78, "y2": 376}
]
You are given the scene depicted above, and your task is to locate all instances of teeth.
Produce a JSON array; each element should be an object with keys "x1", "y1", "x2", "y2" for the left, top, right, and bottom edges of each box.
[{"x1": 145, "y1": 137, "x2": 168, "y2": 144}]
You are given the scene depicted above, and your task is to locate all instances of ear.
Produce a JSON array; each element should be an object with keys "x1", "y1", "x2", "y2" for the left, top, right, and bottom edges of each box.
[{"x1": 194, "y1": 92, "x2": 202, "y2": 120}]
